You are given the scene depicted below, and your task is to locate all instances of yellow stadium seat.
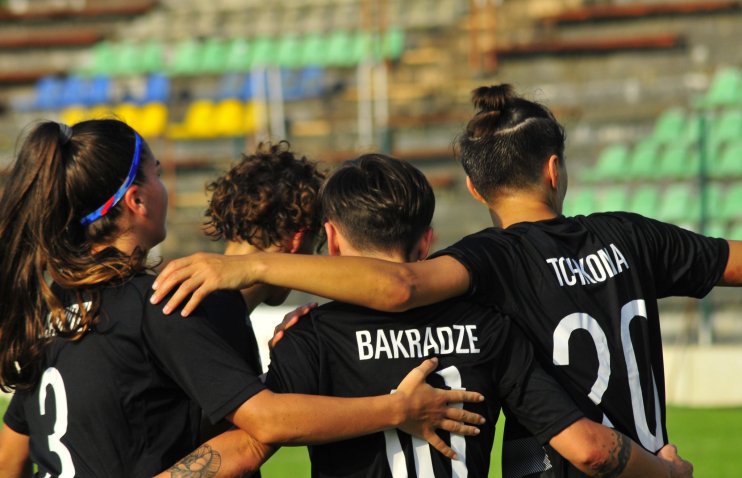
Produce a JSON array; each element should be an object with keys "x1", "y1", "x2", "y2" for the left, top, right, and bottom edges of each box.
[
  {"x1": 137, "y1": 103, "x2": 168, "y2": 138},
  {"x1": 60, "y1": 107, "x2": 88, "y2": 126},
  {"x1": 167, "y1": 100, "x2": 216, "y2": 140},
  {"x1": 112, "y1": 103, "x2": 140, "y2": 128}
]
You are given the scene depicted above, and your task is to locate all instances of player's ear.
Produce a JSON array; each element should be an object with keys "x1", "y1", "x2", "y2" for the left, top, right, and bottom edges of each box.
[
  {"x1": 287, "y1": 229, "x2": 306, "y2": 254},
  {"x1": 465, "y1": 176, "x2": 488, "y2": 205},
  {"x1": 412, "y1": 227, "x2": 434, "y2": 261},
  {"x1": 324, "y1": 222, "x2": 342, "y2": 257},
  {"x1": 122, "y1": 185, "x2": 145, "y2": 217},
  {"x1": 545, "y1": 154, "x2": 561, "y2": 190}
]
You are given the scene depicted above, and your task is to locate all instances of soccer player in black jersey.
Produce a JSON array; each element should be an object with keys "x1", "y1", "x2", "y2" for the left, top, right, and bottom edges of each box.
[
  {"x1": 150, "y1": 84, "x2": 742, "y2": 477},
  {"x1": 0, "y1": 120, "x2": 486, "y2": 478},
  {"x1": 262, "y1": 153, "x2": 693, "y2": 477}
]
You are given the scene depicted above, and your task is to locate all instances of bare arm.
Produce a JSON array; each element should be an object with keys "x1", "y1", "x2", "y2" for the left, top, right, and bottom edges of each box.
[
  {"x1": 154, "y1": 429, "x2": 275, "y2": 478},
  {"x1": 227, "y1": 358, "x2": 483, "y2": 459},
  {"x1": 550, "y1": 418, "x2": 692, "y2": 478},
  {"x1": 151, "y1": 252, "x2": 470, "y2": 316},
  {"x1": 719, "y1": 240, "x2": 742, "y2": 285},
  {"x1": 0, "y1": 424, "x2": 31, "y2": 478}
]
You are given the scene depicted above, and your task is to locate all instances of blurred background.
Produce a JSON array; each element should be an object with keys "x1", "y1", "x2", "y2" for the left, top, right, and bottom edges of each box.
[{"x1": 0, "y1": 0, "x2": 741, "y2": 420}]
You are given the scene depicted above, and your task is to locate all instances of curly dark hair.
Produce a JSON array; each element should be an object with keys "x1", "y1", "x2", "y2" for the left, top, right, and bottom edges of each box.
[{"x1": 205, "y1": 141, "x2": 325, "y2": 249}]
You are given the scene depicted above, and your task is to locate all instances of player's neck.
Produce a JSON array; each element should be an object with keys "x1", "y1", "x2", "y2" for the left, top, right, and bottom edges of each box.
[
  {"x1": 341, "y1": 248, "x2": 409, "y2": 264},
  {"x1": 487, "y1": 193, "x2": 559, "y2": 229}
]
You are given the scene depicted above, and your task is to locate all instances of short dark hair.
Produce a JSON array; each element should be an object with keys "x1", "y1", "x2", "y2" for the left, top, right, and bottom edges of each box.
[
  {"x1": 457, "y1": 84, "x2": 566, "y2": 199},
  {"x1": 205, "y1": 141, "x2": 324, "y2": 249},
  {"x1": 320, "y1": 154, "x2": 434, "y2": 256}
]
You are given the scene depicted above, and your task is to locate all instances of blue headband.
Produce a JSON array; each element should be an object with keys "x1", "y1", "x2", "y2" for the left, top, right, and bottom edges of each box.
[{"x1": 80, "y1": 133, "x2": 143, "y2": 225}]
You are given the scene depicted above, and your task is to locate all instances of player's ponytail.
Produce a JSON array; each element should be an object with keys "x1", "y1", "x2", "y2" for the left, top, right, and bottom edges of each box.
[
  {"x1": 457, "y1": 83, "x2": 566, "y2": 201},
  {"x1": 0, "y1": 119, "x2": 149, "y2": 392}
]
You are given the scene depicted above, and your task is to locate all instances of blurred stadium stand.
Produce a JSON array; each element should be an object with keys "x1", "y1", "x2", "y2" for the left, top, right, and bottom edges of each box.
[{"x1": 0, "y1": 0, "x2": 741, "y2": 347}]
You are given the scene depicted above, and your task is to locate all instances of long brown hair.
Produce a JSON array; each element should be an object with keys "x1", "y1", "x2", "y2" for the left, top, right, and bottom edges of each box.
[{"x1": 0, "y1": 119, "x2": 149, "y2": 391}]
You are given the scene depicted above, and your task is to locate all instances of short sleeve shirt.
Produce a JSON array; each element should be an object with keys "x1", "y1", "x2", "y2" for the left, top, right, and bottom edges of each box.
[
  {"x1": 3, "y1": 274, "x2": 265, "y2": 478},
  {"x1": 266, "y1": 298, "x2": 583, "y2": 478},
  {"x1": 433, "y1": 212, "x2": 729, "y2": 476}
]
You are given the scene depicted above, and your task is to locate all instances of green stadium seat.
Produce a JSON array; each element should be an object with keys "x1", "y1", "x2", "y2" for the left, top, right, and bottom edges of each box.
[
  {"x1": 697, "y1": 68, "x2": 742, "y2": 108},
  {"x1": 701, "y1": 221, "x2": 727, "y2": 238},
  {"x1": 655, "y1": 144, "x2": 699, "y2": 180},
  {"x1": 719, "y1": 185, "x2": 742, "y2": 221},
  {"x1": 626, "y1": 139, "x2": 660, "y2": 180},
  {"x1": 709, "y1": 110, "x2": 742, "y2": 157},
  {"x1": 82, "y1": 41, "x2": 116, "y2": 76},
  {"x1": 596, "y1": 187, "x2": 628, "y2": 212},
  {"x1": 300, "y1": 32, "x2": 327, "y2": 67},
  {"x1": 626, "y1": 185, "x2": 660, "y2": 218},
  {"x1": 200, "y1": 38, "x2": 230, "y2": 74},
  {"x1": 651, "y1": 108, "x2": 686, "y2": 144},
  {"x1": 223, "y1": 38, "x2": 252, "y2": 72},
  {"x1": 563, "y1": 188, "x2": 597, "y2": 216},
  {"x1": 276, "y1": 35, "x2": 304, "y2": 69},
  {"x1": 714, "y1": 140, "x2": 742, "y2": 178},
  {"x1": 656, "y1": 184, "x2": 699, "y2": 225},
  {"x1": 583, "y1": 144, "x2": 629, "y2": 182},
  {"x1": 138, "y1": 40, "x2": 165, "y2": 74},
  {"x1": 250, "y1": 36, "x2": 279, "y2": 68},
  {"x1": 325, "y1": 31, "x2": 359, "y2": 67},
  {"x1": 167, "y1": 39, "x2": 204, "y2": 76},
  {"x1": 382, "y1": 27, "x2": 405, "y2": 60}
]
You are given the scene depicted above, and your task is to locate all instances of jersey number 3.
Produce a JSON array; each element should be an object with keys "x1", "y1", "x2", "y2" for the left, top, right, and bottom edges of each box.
[
  {"x1": 553, "y1": 299, "x2": 664, "y2": 452},
  {"x1": 39, "y1": 367, "x2": 76, "y2": 478},
  {"x1": 384, "y1": 366, "x2": 468, "y2": 477}
]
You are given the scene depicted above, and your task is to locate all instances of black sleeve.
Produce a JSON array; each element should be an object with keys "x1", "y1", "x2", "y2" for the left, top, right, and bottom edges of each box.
[
  {"x1": 3, "y1": 392, "x2": 28, "y2": 435},
  {"x1": 629, "y1": 214, "x2": 729, "y2": 298},
  {"x1": 141, "y1": 289, "x2": 266, "y2": 424},
  {"x1": 264, "y1": 317, "x2": 321, "y2": 395},
  {"x1": 494, "y1": 322, "x2": 583, "y2": 445},
  {"x1": 430, "y1": 229, "x2": 507, "y2": 307}
]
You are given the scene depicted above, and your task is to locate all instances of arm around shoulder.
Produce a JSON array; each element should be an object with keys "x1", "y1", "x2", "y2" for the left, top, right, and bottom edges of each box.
[
  {"x1": 719, "y1": 240, "x2": 742, "y2": 285},
  {"x1": 0, "y1": 424, "x2": 31, "y2": 478}
]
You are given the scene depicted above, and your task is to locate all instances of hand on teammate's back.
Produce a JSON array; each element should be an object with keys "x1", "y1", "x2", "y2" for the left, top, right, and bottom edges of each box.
[
  {"x1": 270, "y1": 302, "x2": 318, "y2": 349},
  {"x1": 395, "y1": 357, "x2": 485, "y2": 460},
  {"x1": 658, "y1": 444, "x2": 693, "y2": 478}
]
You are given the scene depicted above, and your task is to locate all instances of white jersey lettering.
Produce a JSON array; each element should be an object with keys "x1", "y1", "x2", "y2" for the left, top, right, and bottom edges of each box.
[{"x1": 546, "y1": 244, "x2": 630, "y2": 287}]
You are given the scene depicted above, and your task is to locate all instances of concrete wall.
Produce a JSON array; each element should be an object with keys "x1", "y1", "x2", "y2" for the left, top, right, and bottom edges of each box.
[{"x1": 665, "y1": 344, "x2": 742, "y2": 407}]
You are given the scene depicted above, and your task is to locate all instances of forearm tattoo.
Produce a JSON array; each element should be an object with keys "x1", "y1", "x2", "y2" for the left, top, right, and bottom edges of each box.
[
  {"x1": 168, "y1": 444, "x2": 222, "y2": 478},
  {"x1": 594, "y1": 431, "x2": 631, "y2": 478}
]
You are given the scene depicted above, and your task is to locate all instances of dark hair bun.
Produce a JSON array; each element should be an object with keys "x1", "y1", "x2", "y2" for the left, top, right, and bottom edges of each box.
[{"x1": 471, "y1": 84, "x2": 515, "y2": 113}]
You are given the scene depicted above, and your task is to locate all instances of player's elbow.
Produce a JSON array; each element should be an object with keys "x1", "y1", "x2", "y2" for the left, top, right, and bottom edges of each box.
[
  {"x1": 377, "y1": 267, "x2": 417, "y2": 312},
  {"x1": 570, "y1": 447, "x2": 615, "y2": 477}
]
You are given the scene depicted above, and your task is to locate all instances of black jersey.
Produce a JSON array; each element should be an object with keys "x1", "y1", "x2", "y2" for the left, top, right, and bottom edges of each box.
[
  {"x1": 265, "y1": 298, "x2": 583, "y2": 478},
  {"x1": 433, "y1": 212, "x2": 729, "y2": 477},
  {"x1": 3, "y1": 274, "x2": 264, "y2": 478}
]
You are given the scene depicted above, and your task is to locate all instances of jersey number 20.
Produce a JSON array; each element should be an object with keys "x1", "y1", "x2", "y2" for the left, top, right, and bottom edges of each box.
[{"x1": 553, "y1": 299, "x2": 664, "y2": 452}]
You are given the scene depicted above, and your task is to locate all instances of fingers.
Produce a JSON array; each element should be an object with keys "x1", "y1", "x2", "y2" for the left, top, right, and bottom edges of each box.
[
  {"x1": 414, "y1": 357, "x2": 439, "y2": 379},
  {"x1": 442, "y1": 389, "x2": 485, "y2": 405},
  {"x1": 437, "y1": 418, "x2": 481, "y2": 437},
  {"x1": 444, "y1": 407, "x2": 485, "y2": 425},
  {"x1": 424, "y1": 432, "x2": 457, "y2": 460},
  {"x1": 268, "y1": 331, "x2": 284, "y2": 350}
]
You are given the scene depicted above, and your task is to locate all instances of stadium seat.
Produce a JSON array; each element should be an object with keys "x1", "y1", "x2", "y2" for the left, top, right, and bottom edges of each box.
[
  {"x1": 137, "y1": 74, "x2": 170, "y2": 104},
  {"x1": 138, "y1": 40, "x2": 166, "y2": 75},
  {"x1": 223, "y1": 37, "x2": 253, "y2": 72},
  {"x1": 212, "y1": 99, "x2": 257, "y2": 137},
  {"x1": 167, "y1": 38, "x2": 204, "y2": 76},
  {"x1": 719, "y1": 185, "x2": 742, "y2": 221},
  {"x1": 383, "y1": 27, "x2": 405, "y2": 60},
  {"x1": 276, "y1": 35, "x2": 304, "y2": 69},
  {"x1": 137, "y1": 103, "x2": 169, "y2": 138},
  {"x1": 563, "y1": 188, "x2": 597, "y2": 216},
  {"x1": 33, "y1": 75, "x2": 65, "y2": 110},
  {"x1": 88, "y1": 75, "x2": 113, "y2": 106},
  {"x1": 626, "y1": 139, "x2": 660, "y2": 180},
  {"x1": 709, "y1": 109, "x2": 742, "y2": 156},
  {"x1": 300, "y1": 32, "x2": 327, "y2": 67},
  {"x1": 112, "y1": 103, "x2": 140, "y2": 127},
  {"x1": 82, "y1": 41, "x2": 116, "y2": 76},
  {"x1": 59, "y1": 75, "x2": 89, "y2": 108},
  {"x1": 655, "y1": 143, "x2": 699, "y2": 180},
  {"x1": 60, "y1": 106, "x2": 89, "y2": 126},
  {"x1": 167, "y1": 100, "x2": 217, "y2": 139},
  {"x1": 112, "y1": 42, "x2": 142, "y2": 76},
  {"x1": 714, "y1": 140, "x2": 742, "y2": 178},
  {"x1": 626, "y1": 185, "x2": 660, "y2": 218},
  {"x1": 200, "y1": 38, "x2": 230, "y2": 74},
  {"x1": 596, "y1": 187, "x2": 628, "y2": 212},
  {"x1": 325, "y1": 31, "x2": 356, "y2": 67},
  {"x1": 249, "y1": 36, "x2": 279, "y2": 68},
  {"x1": 583, "y1": 143, "x2": 629, "y2": 182},
  {"x1": 656, "y1": 184, "x2": 699, "y2": 225},
  {"x1": 651, "y1": 108, "x2": 686, "y2": 145},
  {"x1": 697, "y1": 67, "x2": 742, "y2": 108},
  {"x1": 701, "y1": 221, "x2": 727, "y2": 238}
]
